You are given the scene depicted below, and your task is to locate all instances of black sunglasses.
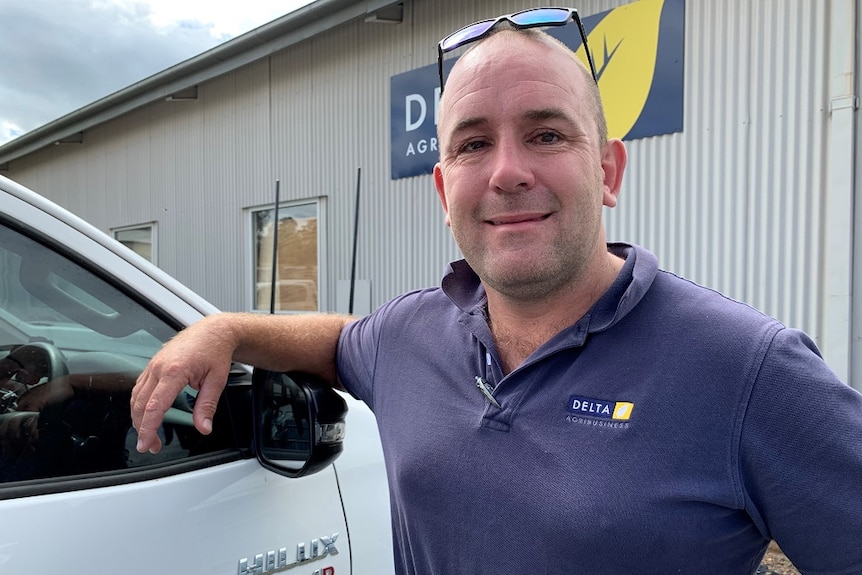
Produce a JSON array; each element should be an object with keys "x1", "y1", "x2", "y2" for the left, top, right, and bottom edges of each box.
[{"x1": 437, "y1": 7, "x2": 598, "y2": 94}]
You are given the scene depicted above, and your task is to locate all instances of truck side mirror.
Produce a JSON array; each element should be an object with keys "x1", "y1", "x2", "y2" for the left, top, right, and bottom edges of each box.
[{"x1": 252, "y1": 370, "x2": 347, "y2": 478}]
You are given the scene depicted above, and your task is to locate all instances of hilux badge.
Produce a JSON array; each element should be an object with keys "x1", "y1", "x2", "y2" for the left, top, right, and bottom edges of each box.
[{"x1": 238, "y1": 533, "x2": 339, "y2": 574}]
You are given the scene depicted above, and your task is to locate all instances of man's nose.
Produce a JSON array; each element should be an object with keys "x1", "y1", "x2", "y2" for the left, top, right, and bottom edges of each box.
[{"x1": 487, "y1": 138, "x2": 536, "y2": 193}]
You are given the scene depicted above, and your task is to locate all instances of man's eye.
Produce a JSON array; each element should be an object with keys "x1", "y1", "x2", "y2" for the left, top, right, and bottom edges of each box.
[
  {"x1": 461, "y1": 140, "x2": 487, "y2": 153},
  {"x1": 534, "y1": 131, "x2": 561, "y2": 143}
]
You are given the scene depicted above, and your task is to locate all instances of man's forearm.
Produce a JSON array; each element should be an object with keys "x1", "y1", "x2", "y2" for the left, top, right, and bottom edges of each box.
[
  {"x1": 132, "y1": 310, "x2": 353, "y2": 453},
  {"x1": 203, "y1": 312, "x2": 353, "y2": 385}
]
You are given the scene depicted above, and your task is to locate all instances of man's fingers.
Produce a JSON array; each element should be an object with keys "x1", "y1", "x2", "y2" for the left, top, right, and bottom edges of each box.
[
  {"x1": 130, "y1": 364, "x2": 154, "y2": 430},
  {"x1": 132, "y1": 366, "x2": 230, "y2": 451},
  {"x1": 191, "y1": 368, "x2": 230, "y2": 435},
  {"x1": 130, "y1": 314, "x2": 240, "y2": 453},
  {"x1": 137, "y1": 433, "x2": 163, "y2": 454},
  {"x1": 132, "y1": 372, "x2": 188, "y2": 453}
]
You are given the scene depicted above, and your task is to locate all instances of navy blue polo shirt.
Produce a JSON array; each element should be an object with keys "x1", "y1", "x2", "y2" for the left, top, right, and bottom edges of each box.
[{"x1": 337, "y1": 243, "x2": 862, "y2": 575}]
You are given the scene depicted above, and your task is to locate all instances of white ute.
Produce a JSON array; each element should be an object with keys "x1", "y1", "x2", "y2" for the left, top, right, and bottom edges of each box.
[{"x1": 0, "y1": 174, "x2": 393, "y2": 574}]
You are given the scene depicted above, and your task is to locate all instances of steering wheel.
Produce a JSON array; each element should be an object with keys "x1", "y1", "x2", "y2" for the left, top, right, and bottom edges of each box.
[
  {"x1": 7, "y1": 341, "x2": 69, "y2": 385},
  {"x1": 0, "y1": 343, "x2": 69, "y2": 480},
  {"x1": 1, "y1": 343, "x2": 130, "y2": 479}
]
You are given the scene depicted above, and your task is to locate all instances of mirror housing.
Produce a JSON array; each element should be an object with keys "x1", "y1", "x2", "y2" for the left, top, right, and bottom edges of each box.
[{"x1": 252, "y1": 369, "x2": 347, "y2": 478}]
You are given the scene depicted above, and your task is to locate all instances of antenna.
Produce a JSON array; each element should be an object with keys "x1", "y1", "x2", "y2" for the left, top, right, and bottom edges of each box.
[
  {"x1": 269, "y1": 180, "x2": 280, "y2": 315},
  {"x1": 348, "y1": 167, "x2": 361, "y2": 315}
]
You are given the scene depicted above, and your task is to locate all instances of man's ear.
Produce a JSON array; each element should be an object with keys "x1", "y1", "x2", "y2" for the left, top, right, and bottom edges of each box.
[
  {"x1": 433, "y1": 163, "x2": 451, "y2": 226},
  {"x1": 600, "y1": 139, "x2": 627, "y2": 208}
]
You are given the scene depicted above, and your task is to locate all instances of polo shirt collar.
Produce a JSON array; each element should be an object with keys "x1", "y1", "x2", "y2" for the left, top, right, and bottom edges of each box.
[{"x1": 441, "y1": 243, "x2": 658, "y2": 338}]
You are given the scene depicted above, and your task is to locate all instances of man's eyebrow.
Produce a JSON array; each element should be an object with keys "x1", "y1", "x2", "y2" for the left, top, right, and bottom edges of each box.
[
  {"x1": 450, "y1": 108, "x2": 571, "y2": 131},
  {"x1": 450, "y1": 116, "x2": 488, "y2": 135},
  {"x1": 524, "y1": 107, "x2": 574, "y2": 123}
]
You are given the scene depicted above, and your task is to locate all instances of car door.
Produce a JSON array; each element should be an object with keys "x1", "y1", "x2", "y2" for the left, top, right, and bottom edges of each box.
[{"x1": 0, "y1": 180, "x2": 350, "y2": 574}]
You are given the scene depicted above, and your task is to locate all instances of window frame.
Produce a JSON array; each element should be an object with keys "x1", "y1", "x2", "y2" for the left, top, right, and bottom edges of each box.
[
  {"x1": 112, "y1": 222, "x2": 158, "y2": 265},
  {"x1": 246, "y1": 197, "x2": 327, "y2": 313}
]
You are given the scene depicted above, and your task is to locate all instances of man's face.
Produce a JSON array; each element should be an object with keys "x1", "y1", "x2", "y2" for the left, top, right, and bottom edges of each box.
[{"x1": 434, "y1": 32, "x2": 620, "y2": 302}]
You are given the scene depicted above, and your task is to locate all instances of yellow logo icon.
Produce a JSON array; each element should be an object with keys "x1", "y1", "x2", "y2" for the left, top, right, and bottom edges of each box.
[{"x1": 613, "y1": 402, "x2": 635, "y2": 420}]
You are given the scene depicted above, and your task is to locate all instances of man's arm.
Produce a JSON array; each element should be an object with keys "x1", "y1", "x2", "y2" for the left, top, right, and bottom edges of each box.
[
  {"x1": 740, "y1": 328, "x2": 862, "y2": 571},
  {"x1": 130, "y1": 312, "x2": 351, "y2": 454}
]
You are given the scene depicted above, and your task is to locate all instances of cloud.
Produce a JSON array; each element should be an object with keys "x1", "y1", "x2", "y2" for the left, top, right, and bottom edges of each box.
[
  {"x1": 0, "y1": 0, "x2": 310, "y2": 145},
  {"x1": 0, "y1": 120, "x2": 23, "y2": 144},
  {"x1": 124, "y1": 0, "x2": 293, "y2": 39}
]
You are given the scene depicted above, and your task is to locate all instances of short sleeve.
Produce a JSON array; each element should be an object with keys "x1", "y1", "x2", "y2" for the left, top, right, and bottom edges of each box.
[
  {"x1": 336, "y1": 292, "x2": 421, "y2": 410},
  {"x1": 740, "y1": 328, "x2": 862, "y2": 574}
]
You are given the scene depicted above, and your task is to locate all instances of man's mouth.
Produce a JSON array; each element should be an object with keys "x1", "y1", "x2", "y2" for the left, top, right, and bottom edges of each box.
[{"x1": 487, "y1": 213, "x2": 551, "y2": 225}]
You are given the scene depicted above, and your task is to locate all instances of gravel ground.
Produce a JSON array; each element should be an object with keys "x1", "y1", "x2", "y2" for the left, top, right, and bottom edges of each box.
[{"x1": 755, "y1": 543, "x2": 802, "y2": 575}]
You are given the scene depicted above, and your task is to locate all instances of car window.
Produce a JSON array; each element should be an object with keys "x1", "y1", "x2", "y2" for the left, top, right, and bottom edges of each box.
[{"x1": 0, "y1": 220, "x2": 235, "y2": 484}]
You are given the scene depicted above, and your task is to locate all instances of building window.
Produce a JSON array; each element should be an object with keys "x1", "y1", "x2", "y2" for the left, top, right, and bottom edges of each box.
[
  {"x1": 113, "y1": 223, "x2": 156, "y2": 264},
  {"x1": 251, "y1": 201, "x2": 320, "y2": 312}
]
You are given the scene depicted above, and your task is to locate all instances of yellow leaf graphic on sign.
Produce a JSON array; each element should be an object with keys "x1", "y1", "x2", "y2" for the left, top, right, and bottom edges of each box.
[{"x1": 575, "y1": 0, "x2": 664, "y2": 139}]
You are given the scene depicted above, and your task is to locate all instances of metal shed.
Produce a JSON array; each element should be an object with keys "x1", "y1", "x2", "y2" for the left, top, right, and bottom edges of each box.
[{"x1": 0, "y1": 0, "x2": 859, "y2": 391}]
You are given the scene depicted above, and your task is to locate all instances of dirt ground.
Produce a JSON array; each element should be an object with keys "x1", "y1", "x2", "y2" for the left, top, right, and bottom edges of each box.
[{"x1": 756, "y1": 542, "x2": 801, "y2": 575}]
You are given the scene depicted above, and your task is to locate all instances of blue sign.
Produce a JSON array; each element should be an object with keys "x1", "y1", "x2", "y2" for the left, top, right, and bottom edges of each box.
[{"x1": 390, "y1": 0, "x2": 685, "y2": 180}]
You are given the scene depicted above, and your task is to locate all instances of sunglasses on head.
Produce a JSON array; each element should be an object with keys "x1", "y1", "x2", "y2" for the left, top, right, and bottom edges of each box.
[{"x1": 437, "y1": 7, "x2": 598, "y2": 94}]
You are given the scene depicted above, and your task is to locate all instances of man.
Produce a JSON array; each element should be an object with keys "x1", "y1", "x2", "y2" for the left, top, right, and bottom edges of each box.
[{"x1": 133, "y1": 10, "x2": 862, "y2": 574}]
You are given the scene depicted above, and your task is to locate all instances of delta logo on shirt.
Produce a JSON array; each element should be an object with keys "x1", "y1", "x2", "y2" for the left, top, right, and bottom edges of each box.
[{"x1": 568, "y1": 395, "x2": 634, "y2": 421}]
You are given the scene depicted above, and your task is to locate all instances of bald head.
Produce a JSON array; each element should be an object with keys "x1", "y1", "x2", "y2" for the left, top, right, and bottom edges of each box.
[{"x1": 439, "y1": 28, "x2": 607, "y2": 148}]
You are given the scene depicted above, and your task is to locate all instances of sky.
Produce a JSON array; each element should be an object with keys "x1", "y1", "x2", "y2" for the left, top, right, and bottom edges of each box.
[{"x1": 0, "y1": 0, "x2": 316, "y2": 145}]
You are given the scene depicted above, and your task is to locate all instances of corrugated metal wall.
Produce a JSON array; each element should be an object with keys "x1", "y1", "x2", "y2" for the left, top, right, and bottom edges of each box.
[
  {"x1": 609, "y1": 0, "x2": 829, "y2": 338},
  {"x1": 6, "y1": 1, "x2": 849, "y2": 369}
]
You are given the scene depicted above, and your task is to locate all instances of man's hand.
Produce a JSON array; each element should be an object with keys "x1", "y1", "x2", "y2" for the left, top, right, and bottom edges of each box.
[
  {"x1": 131, "y1": 315, "x2": 238, "y2": 454},
  {"x1": 131, "y1": 311, "x2": 350, "y2": 454}
]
